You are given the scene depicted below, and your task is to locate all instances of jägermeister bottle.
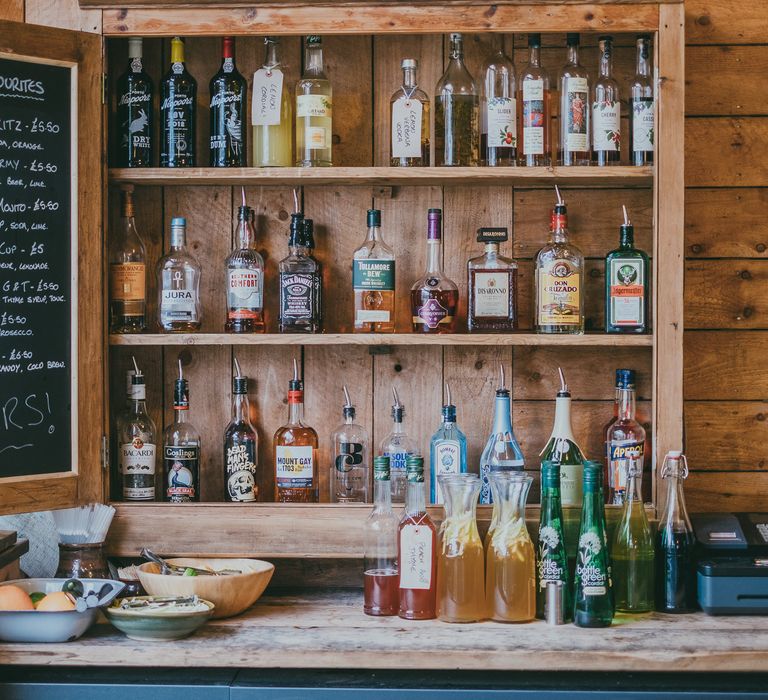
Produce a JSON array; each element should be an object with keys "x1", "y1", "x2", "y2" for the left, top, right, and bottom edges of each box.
[
  {"x1": 573, "y1": 462, "x2": 613, "y2": 627},
  {"x1": 536, "y1": 461, "x2": 570, "y2": 620}
]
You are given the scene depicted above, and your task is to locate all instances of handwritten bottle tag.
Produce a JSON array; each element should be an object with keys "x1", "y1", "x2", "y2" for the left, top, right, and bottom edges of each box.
[
  {"x1": 252, "y1": 68, "x2": 284, "y2": 127},
  {"x1": 391, "y1": 99, "x2": 423, "y2": 159}
]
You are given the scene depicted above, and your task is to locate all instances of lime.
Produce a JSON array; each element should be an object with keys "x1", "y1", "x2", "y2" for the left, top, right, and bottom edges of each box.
[
  {"x1": 30, "y1": 592, "x2": 46, "y2": 607},
  {"x1": 183, "y1": 567, "x2": 197, "y2": 577}
]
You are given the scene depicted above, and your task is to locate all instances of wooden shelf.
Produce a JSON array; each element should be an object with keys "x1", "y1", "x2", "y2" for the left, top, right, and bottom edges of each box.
[
  {"x1": 108, "y1": 166, "x2": 654, "y2": 188},
  {"x1": 108, "y1": 332, "x2": 654, "y2": 347}
]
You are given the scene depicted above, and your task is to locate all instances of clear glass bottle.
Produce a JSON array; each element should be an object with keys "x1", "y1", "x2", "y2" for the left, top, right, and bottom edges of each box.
[
  {"x1": 518, "y1": 33, "x2": 551, "y2": 167},
  {"x1": 536, "y1": 461, "x2": 570, "y2": 620},
  {"x1": 429, "y1": 383, "x2": 468, "y2": 505},
  {"x1": 467, "y1": 227, "x2": 518, "y2": 332},
  {"x1": 630, "y1": 35, "x2": 654, "y2": 167},
  {"x1": 223, "y1": 359, "x2": 259, "y2": 503},
  {"x1": 116, "y1": 37, "x2": 153, "y2": 168},
  {"x1": 380, "y1": 386, "x2": 417, "y2": 504},
  {"x1": 559, "y1": 33, "x2": 590, "y2": 166},
  {"x1": 481, "y1": 36, "x2": 516, "y2": 166},
  {"x1": 253, "y1": 37, "x2": 294, "y2": 168},
  {"x1": 209, "y1": 36, "x2": 247, "y2": 167},
  {"x1": 592, "y1": 35, "x2": 621, "y2": 166},
  {"x1": 330, "y1": 386, "x2": 370, "y2": 504},
  {"x1": 434, "y1": 33, "x2": 479, "y2": 167},
  {"x1": 110, "y1": 186, "x2": 147, "y2": 333},
  {"x1": 157, "y1": 217, "x2": 202, "y2": 332},
  {"x1": 160, "y1": 37, "x2": 196, "y2": 168},
  {"x1": 602, "y1": 368, "x2": 632, "y2": 489},
  {"x1": 296, "y1": 35, "x2": 332, "y2": 167},
  {"x1": 364, "y1": 456, "x2": 399, "y2": 616},
  {"x1": 605, "y1": 376, "x2": 646, "y2": 505},
  {"x1": 353, "y1": 209, "x2": 396, "y2": 333},
  {"x1": 278, "y1": 212, "x2": 321, "y2": 333},
  {"x1": 390, "y1": 58, "x2": 430, "y2": 167}
]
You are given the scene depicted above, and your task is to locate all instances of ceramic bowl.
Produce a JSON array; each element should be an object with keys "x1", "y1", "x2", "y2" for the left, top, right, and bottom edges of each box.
[
  {"x1": 137, "y1": 558, "x2": 274, "y2": 619},
  {"x1": 0, "y1": 578, "x2": 124, "y2": 643},
  {"x1": 104, "y1": 596, "x2": 214, "y2": 641}
]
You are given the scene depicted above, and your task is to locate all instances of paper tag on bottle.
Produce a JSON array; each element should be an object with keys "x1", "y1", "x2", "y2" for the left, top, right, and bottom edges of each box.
[
  {"x1": 391, "y1": 99, "x2": 423, "y2": 159},
  {"x1": 252, "y1": 68, "x2": 284, "y2": 126},
  {"x1": 399, "y1": 524, "x2": 433, "y2": 590}
]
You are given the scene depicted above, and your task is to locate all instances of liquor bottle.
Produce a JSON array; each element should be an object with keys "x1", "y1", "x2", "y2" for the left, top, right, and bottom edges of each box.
[
  {"x1": 223, "y1": 359, "x2": 259, "y2": 503},
  {"x1": 612, "y1": 461, "x2": 654, "y2": 612},
  {"x1": 163, "y1": 359, "x2": 200, "y2": 503},
  {"x1": 481, "y1": 37, "x2": 516, "y2": 166},
  {"x1": 116, "y1": 37, "x2": 154, "y2": 168},
  {"x1": 592, "y1": 36, "x2": 621, "y2": 166},
  {"x1": 602, "y1": 368, "x2": 632, "y2": 450},
  {"x1": 656, "y1": 451, "x2": 697, "y2": 613},
  {"x1": 109, "y1": 186, "x2": 147, "y2": 333},
  {"x1": 296, "y1": 35, "x2": 332, "y2": 167},
  {"x1": 467, "y1": 227, "x2": 517, "y2": 332},
  {"x1": 434, "y1": 33, "x2": 479, "y2": 167},
  {"x1": 274, "y1": 359, "x2": 319, "y2": 503},
  {"x1": 364, "y1": 456, "x2": 399, "y2": 616},
  {"x1": 209, "y1": 36, "x2": 247, "y2": 167},
  {"x1": 390, "y1": 58, "x2": 430, "y2": 167},
  {"x1": 353, "y1": 209, "x2": 395, "y2": 333},
  {"x1": 534, "y1": 188, "x2": 584, "y2": 334},
  {"x1": 573, "y1": 462, "x2": 613, "y2": 627},
  {"x1": 380, "y1": 386, "x2": 417, "y2": 504},
  {"x1": 253, "y1": 37, "x2": 294, "y2": 167},
  {"x1": 303, "y1": 218, "x2": 323, "y2": 331},
  {"x1": 160, "y1": 37, "x2": 197, "y2": 168},
  {"x1": 518, "y1": 34, "x2": 551, "y2": 167},
  {"x1": 605, "y1": 375, "x2": 646, "y2": 505},
  {"x1": 330, "y1": 386, "x2": 370, "y2": 504},
  {"x1": 410, "y1": 209, "x2": 459, "y2": 334},
  {"x1": 398, "y1": 455, "x2": 438, "y2": 620},
  {"x1": 605, "y1": 206, "x2": 650, "y2": 334},
  {"x1": 278, "y1": 212, "x2": 320, "y2": 333},
  {"x1": 479, "y1": 364, "x2": 524, "y2": 505},
  {"x1": 117, "y1": 358, "x2": 157, "y2": 501},
  {"x1": 157, "y1": 217, "x2": 202, "y2": 332},
  {"x1": 536, "y1": 461, "x2": 570, "y2": 620},
  {"x1": 558, "y1": 33, "x2": 590, "y2": 166},
  {"x1": 429, "y1": 383, "x2": 467, "y2": 505},
  {"x1": 630, "y1": 35, "x2": 654, "y2": 167},
  {"x1": 539, "y1": 368, "x2": 585, "y2": 507},
  {"x1": 225, "y1": 190, "x2": 265, "y2": 333}
]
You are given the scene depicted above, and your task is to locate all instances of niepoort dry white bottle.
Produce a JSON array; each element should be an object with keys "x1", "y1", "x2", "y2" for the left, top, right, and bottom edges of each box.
[{"x1": 116, "y1": 37, "x2": 154, "y2": 167}]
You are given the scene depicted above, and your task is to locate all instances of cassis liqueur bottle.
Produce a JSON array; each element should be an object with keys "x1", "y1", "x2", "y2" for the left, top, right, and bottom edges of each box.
[
  {"x1": 161, "y1": 37, "x2": 197, "y2": 167},
  {"x1": 116, "y1": 37, "x2": 154, "y2": 167},
  {"x1": 210, "y1": 36, "x2": 247, "y2": 167}
]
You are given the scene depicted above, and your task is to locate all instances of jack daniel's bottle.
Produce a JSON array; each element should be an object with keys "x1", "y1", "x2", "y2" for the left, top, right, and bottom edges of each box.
[
  {"x1": 116, "y1": 37, "x2": 154, "y2": 167},
  {"x1": 161, "y1": 37, "x2": 197, "y2": 167},
  {"x1": 278, "y1": 212, "x2": 321, "y2": 333},
  {"x1": 209, "y1": 36, "x2": 247, "y2": 167}
]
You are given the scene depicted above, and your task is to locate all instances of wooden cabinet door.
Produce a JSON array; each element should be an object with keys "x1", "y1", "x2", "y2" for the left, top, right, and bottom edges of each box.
[{"x1": 0, "y1": 21, "x2": 104, "y2": 515}]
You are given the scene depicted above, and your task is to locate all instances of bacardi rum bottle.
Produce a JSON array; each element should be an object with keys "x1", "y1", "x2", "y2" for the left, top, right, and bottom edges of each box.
[
  {"x1": 116, "y1": 37, "x2": 154, "y2": 167},
  {"x1": 209, "y1": 36, "x2": 247, "y2": 167},
  {"x1": 160, "y1": 37, "x2": 197, "y2": 167}
]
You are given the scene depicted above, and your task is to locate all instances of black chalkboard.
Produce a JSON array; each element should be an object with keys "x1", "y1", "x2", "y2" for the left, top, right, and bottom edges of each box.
[{"x1": 0, "y1": 56, "x2": 74, "y2": 478}]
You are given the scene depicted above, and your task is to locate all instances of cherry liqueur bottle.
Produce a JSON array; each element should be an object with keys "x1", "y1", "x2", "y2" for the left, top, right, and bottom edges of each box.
[
  {"x1": 467, "y1": 227, "x2": 517, "y2": 332},
  {"x1": 223, "y1": 359, "x2": 259, "y2": 503},
  {"x1": 296, "y1": 35, "x2": 332, "y2": 167},
  {"x1": 630, "y1": 35, "x2": 654, "y2": 166},
  {"x1": 161, "y1": 37, "x2": 197, "y2": 167},
  {"x1": 390, "y1": 58, "x2": 430, "y2": 167},
  {"x1": 209, "y1": 36, "x2": 247, "y2": 167},
  {"x1": 518, "y1": 34, "x2": 551, "y2": 167},
  {"x1": 353, "y1": 209, "x2": 395, "y2": 333},
  {"x1": 116, "y1": 37, "x2": 154, "y2": 167},
  {"x1": 163, "y1": 360, "x2": 201, "y2": 503},
  {"x1": 330, "y1": 386, "x2": 370, "y2": 504},
  {"x1": 605, "y1": 206, "x2": 649, "y2": 334},
  {"x1": 592, "y1": 36, "x2": 621, "y2": 166},
  {"x1": 481, "y1": 36, "x2": 516, "y2": 166},
  {"x1": 253, "y1": 37, "x2": 294, "y2": 167},
  {"x1": 536, "y1": 461, "x2": 570, "y2": 620},
  {"x1": 558, "y1": 33, "x2": 590, "y2": 166}
]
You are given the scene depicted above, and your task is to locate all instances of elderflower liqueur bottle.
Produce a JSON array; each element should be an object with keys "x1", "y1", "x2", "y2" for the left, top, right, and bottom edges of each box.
[
  {"x1": 116, "y1": 37, "x2": 154, "y2": 167},
  {"x1": 296, "y1": 36, "x2": 332, "y2": 167},
  {"x1": 163, "y1": 361, "x2": 201, "y2": 503},
  {"x1": 161, "y1": 37, "x2": 197, "y2": 167},
  {"x1": 253, "y1": 37, "x2": 294, "y2": 167},
  {"x1": 558, "y1": 33, "x2": 590, "y2": 166},
  {"x1": 518, "y1": 34, "x2": 551, "y2": 167},
  {"x1": 353, "y1": 209, "x2": 395, "y2": 333},
  {"x1": 223, "y1": 360, "x2": 259, "y2": 503},
  {"x1": 330, "y1": 386, "x2": 370, "y2": 504},
  {"x1": 630, "y1": 35, "x2": 654, "y2": 166},
  {"x1": 481, "y1": 37, "x2": 517, "y2": 166},
  {"x1": 390, "y1": 59, "x2": 430, "y2": 167},
  {"x1": 536, "y1": 461, "x2": 570, "y2": 620},
  {"x1": 157, "y1": 217, "x2": 201, "y2": 332},
  {"x1": 209, "y1": 36, "x2": 247, "y2": 167},
  {"x1": 592, "y1": 36, "x2": 621, "y2": 166}
]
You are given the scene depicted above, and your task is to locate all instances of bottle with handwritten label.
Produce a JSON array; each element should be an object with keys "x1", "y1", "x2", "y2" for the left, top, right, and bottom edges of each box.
[
  {"x1": 163, "y1": 360, "x2": 201, "y2": 503},
  {"x1": 223, "y1": 359, "x2": 259, "y2": 503},
  {"x1": 296, "y1": 35, "x2": 332, "y2": 167},
  {"x1": 160, "y1": 37, "x2": 197, "y2": 167},
  {"x1": 390, "y1": 58, "x2": 430, "y2": 167},
  {"x1": 157, "y1": 217, "x2": 202, "y2": 332},
  {"x1": 518, "y1": 34, "x2": 551, "y2": 167},
  {"x1": 592, "y1": 36, "x2": 621, "y2": 166},
  {"x1": 209, "y1": 36, "x2": 247, "y2": 167},
  {"x1": 116, "y1": 37, "x2": 154, "y2": 168}
]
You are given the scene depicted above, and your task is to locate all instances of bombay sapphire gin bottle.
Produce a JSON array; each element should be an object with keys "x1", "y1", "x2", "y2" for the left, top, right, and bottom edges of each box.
[
  {"x1": 429, "y1": 383, "x2": 467, "y2": 505},
  {"x1": 479, "y1": 365, "x2": 525, "y2": 504},
  {"x1": 380, "y1": 387, "x2": 417, "y2": 504}
]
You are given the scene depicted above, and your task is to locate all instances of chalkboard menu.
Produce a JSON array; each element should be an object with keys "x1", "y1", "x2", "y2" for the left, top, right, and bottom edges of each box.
[{"x1": 0, "y1": 56, "x2": 75, "y2": 478}]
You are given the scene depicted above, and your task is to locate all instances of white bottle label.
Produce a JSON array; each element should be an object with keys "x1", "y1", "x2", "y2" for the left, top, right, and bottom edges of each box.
[
  {"x1": 486, "y1": 97, "x2": 516, "y2": 148},
  {"x1": 160, "y1": 289, "x2": 197, "y2": 323},
  {"x1": 522, "y1": 79, "x2": 545, "y2": 155},
  {"x1": 632, "y1": 98, "x2": 654, "y2": 152},
  {"x1": 433, "y1": 440, "x2": 460, "y2": 504},
  {"x1": 609, "y1": 258, "x2": 645, "y2": 326},
  {"x1": 120, "y1": 440, "x2": 156, "y2": 500},
  {"x1": 228, "y1": 269, "x2": 262, "y2": 310},
  {"x1": 275, "y1": 445, "x2": 314, "y2": 489},
  {"x1": 473, "y1": 271, "x2": 509, "y2": 317},
  {"x1": 391, "y1": 98, "x2": 423, "y2": 159},
  {"x1": 297, "y1": 94, "x2": 331, "y2": 118},
  {"x1": 564, "y1": 77, "x2": 589, "y2": 151},
  {"x1": 399, "y1": 524, "x2": 433, "y2": 590},
  {"x1": 592, "y1": 100, "x2": 621, "y2": 151},
  {"x1": 252, "y1": 68, "x2": 284, "y2": 126},
  {"x1": 305, "y1": 126, "x2": 327, "y2": 148},
  {"x1": 559, "y1": 463, "x2": 584, "y2": 507}
]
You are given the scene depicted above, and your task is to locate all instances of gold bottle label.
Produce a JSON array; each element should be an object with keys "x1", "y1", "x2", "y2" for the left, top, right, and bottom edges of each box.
[
  {"x1": 110, "y1": 262, "x2": 146, "y2": 315},
  {"x1": 537, "y1": 259, "x2": 580, "y2": 326}
]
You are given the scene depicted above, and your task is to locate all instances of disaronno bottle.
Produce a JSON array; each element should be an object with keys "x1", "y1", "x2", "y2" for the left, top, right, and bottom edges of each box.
[{"x1": 296, "y1": 35, "x2": 332, "y2": 167}]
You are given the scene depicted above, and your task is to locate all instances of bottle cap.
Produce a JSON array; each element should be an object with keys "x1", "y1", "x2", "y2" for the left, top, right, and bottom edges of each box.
[
  {"x1": 582, "y1": 461, "x2": 603, "y2": 490},
  {"x1": 477, "y1": 227, "x2": 508, "y2": 244},
  {"x1": 233, "y1": 376, "x2": 248, "y2": 394},
  {"x1": 289, "y1": 212, "x2": 304, "y2": 246},
  {"x1": 615, "y1": 368, "x2": 636, "y2": 389},
  {"x1": 222, "y1": 36, "x2": 235, "y2": 59},
  {"x1": 173, "y1": 378, "x2": 189, "y2": 410},
  {"x1": 541, "y1": 460, "x2": 561, "y2": 488},
  {"x1": 401, "y1": 58, "x2": 418, "y2": 70},
  {"x1": 566, "y1": 33, "x2": 579, "y2": 46},
  {"x1": 128, "y1": 38, "x2": 143, "y2": 59},
  {"x1": 427, "y1": 209, "x2": 442, "y2": 241},
  {"x1": 599, "y1": 35, "x2": 614, "y2": 43},
  {"x1": 367, "y1": 209, "x2": 381, "y2": 228},
  {"x1": 528, "y1": 33, "x2": 541, "y2": 47},
  {"x1": 406, "y1": 455, "x2": 424, "y2": 483},
  {"x1": 306, "y1": 35, "x2": 322, "y2": 46},
  {"x1": 442, "y1": 405, "x2": 456, "y2": 423},
  {"x1": 171, "y1": 217, "x2": 186, "y2": 228},
  {"x1": 373, "y1": 456, "x2": 391, "y2": 482},
  {"x1": 545, "y1": 581, "x2": 566, "y2": 625}
]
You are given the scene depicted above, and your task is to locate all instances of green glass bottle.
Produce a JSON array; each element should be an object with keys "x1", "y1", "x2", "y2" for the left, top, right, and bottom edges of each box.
[
  {"x1": 536, "y1": 461, "x2": 570, "y2": 620},
  {"x1": 573, "y1": 462, "x2": 613, "y2": 627},
  {"x1": 612, "y1": 461, "x2": 655, "y2": 612}
]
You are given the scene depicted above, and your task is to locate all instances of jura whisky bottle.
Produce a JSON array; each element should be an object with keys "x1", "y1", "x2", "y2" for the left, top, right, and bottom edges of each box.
[
  {"x1": 353, "y1": 209, "x2": 396, "y2": 333},
  {"x1": 209, "y1": 37, "x2": 247, "y2": 167},
  {"x1": 116, "y1": 37, "x2": 154, "y2": 167},
  {"x1": 163, "y1": 360, "x2": 201, "y2": 503},
  {"x1": 223, "y1": 359, "x2": 259, "y2": 502},
  {"x1": 161, "y1": 37, "x2": 197, "y2": 167},
  {"x1": 157, "y1": 217, "x2": 202, "y2": 332},
  {"x1": 592, "y1": 36, "x2": 621, "y2": 166}
]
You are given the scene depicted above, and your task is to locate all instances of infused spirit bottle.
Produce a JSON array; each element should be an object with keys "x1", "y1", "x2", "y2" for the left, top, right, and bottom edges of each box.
[
  {"x1": 434, "y1": 33, "x2": 479, "y2": 167},
  {"x1": 116, "y1": 37, "x2": 154, "y2": 167},
  {"x1": 390, "y1": 58, "x2": 430, "y2": 167},
  {"x1": 398, "y1": 455, "x2": 438, "y2": 620},
  {"x1": 278, "y1": 213, "x2": 321, "y2": 333},
  {"x1": 296, "y1": 36, "x2": 332, "y2": 167},
  {"x1": 110, "y1": 186, "x2": 147, "y2": 333},
  {"x1": 209, "y1": 36, "x2": 247, "y2": 167},
  {"x1": 353, "y1": 209, "x2": 395, "y2": 333},
  {"x1": 534, "y1": 189, "x2": 584, "y2": 334},
  {"x1": 253, "y1": 37, "x2": 294, "y2": 167},
  {"x1": 558, "y1": 33, "x2": 590, "y2": 166},
  {"x1": 330, "y1": 386, "x2": 370, "y2": 504},
  {"x1": 518, "y1": 34, "x2": 551, "y2": 167},
  {"x1": 380, "y1": 386, "x2": 417, "y2": 504},
  {"x1": 223, "y1": 360, "x2": 259, "y2": 503},
  {"x1": 225, "y1": 191, "x2": 265, "y2": 333},
  {"x1": 605, "y1": 376, "x2": 646, "y2": 505},
  {"x1": 157, "y1": 217, "x2": 202, "y2": 332},
  {"x1": 303, "y1": 218, "x2": 323, "y2": 331},
  {"x1": 429, "y1": 383, "x2": 467, "y2": 505},
  {"x1": 410, "y1": 209, "x2": 459, "y2": 333},
  {"x1": 163, "y1": 360, "x2": 200, "y2": 503},
  {"x1": 160, "y1": 37, "x2": 197, "y2": 167},
  {"x1": 481, "y1": 37, "x2": 516, "y2": 166},
  {"x1": 605, "y1": 206, "x2": 649, "y2": 334},
  {"x1": 592, "y1": 36, "x2": 621, "y2": 166},
  {"x1": 274, "y1": 359, "x2": 319, "y2": 503},
  {"x1": 364, "y1": 456, "x2": 399, "y2": 616},
  {"x1": 467, "y1": 227, "x2": 517, "y2": 332},
  {"x1": 536, "y1": 461, "x2": 570, "y2": 620},
  {"x1": 630, "y1": 35, "x2": 654, "y2": 166}
]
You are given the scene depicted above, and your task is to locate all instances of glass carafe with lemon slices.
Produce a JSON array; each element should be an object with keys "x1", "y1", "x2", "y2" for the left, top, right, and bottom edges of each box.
[{"x1": 436, "y1": 474, "x2": 485, "y2": 623}]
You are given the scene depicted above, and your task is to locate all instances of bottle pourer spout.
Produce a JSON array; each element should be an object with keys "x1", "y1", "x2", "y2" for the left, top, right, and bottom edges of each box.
[
  {"x1": 558, "y1": 366, "x2": 568, "y2": 394},
  {"x1": 392, "y1": 385, "x2": 402, "y2": 409},
  {"x1": 555, "y1": 184, "x2": 564, "y2": 206},
  {"x1": 234, "y1": 356, "x2": 242, "y2": 379},
  {"x1": 343, "y1": 384, "x2": 352, "y2": 409},
  {"x1": 445, "y1": 382, "x2": 452, "y2": 407},
  {"x1": 499, "y1": 364, "x2": 506, "y2": 391},
  {"x1": 292, "y1": 357, "x2": 299, "y2": 382},
  {"x1": 623, "y1": 204, "x2": 631, "y2": 226},
  {"x1": 241, "y1": 186, "x2": 247, "y2": 208},
  {"x1": 177, "y1": 357, "x2": 183, "y2": 381},
  {"x1": 131, "y1": 355, "x2": 142, "y2": 378},
  {"x1": 292, "y1": 187, "x2": 300, "y2": 214}
]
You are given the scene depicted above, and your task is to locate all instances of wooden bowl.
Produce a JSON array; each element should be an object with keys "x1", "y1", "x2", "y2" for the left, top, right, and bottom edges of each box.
[{"x1": 136, "y1": 558, "x2": 274, "y2": 619}]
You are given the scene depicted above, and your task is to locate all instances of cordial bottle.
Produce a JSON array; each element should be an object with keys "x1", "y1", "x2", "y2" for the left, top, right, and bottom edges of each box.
[
  {"x1": 116, "y1": 37, "x2": 154, "y2": 167},
  {"x1": 209, "y1": 36, "x2": 247, "y2": 167}
]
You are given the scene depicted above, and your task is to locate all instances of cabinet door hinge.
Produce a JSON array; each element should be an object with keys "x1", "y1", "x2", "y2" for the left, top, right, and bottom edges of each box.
[
  {"x1": 101, "y1": 73, "x2": 107, "y2": 105},
  {"x1": 101, "y1": 435, "x2": 109, "y2": 471}
]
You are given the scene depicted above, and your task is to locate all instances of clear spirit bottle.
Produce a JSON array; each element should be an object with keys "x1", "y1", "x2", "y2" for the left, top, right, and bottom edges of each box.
[
  {"x1": 116, "y1": 37, "x2": 153, "y2": 167},
  {"x1": 160, "y1": 37, "x2": 197, "y2": 167},
  {"x1": 163, "y1": 360, "x2": 201, "y2": 502},
  {"x1": 467, "y1": 227, "x2": 517, "y2": 332},
  {"x1": 209, "y1": 36, "x2": 247, "y2": 167},
  {"x1": 630, "y1": 34, "x2": 654, "y2": 166},
  {"x1": 157, "y1": 217, "x2": 202, "y2": 332},
  {"x1": 253, "y1": 37, "x2": 294, "y2": 167},
  {"x1": 606, "y1": 377, "x2": 646, "y2": 505},
  {"x1": 380, "y1": 386, "x2": 417, "y2": 504},
  {"x1": 353, "y1": 209, "x2": 395, "y2": 333},
  {"x1": 390, "y1": 58, "x2": 430, "y2": 167},
  {"x1": 558, "y1": 33, "x2": 590, "y2": 166},
  {"x1": 278, "y1": 212, "x2": 321, "y2": 333},
  {"x1": 330, "y1": 386, "x2": 370, "y2": 503},
  {"x1": 296, "y1": 35, "x2": 332, "y2": 167},
  {"x1": 429, "y1": 383, "x2": 467, "y2": 505},
  {"x1": 592, "y1": 35, "x2": 621, "y2": 166},
  {"x1": 223, "y1": 359, "x2": 259, "y2": 503},
  {"x1": 518, "y1": 34, "x2": 551, "y2": 167},
  {"x1": 481, "y1": 36, "x2": 516, "y2": 166}
]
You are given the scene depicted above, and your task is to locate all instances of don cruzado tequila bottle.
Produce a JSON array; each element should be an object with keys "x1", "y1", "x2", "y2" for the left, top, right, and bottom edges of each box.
[
  {"x1": 592, "y1": 36, "x2": 621, "y2": 166},
  {"x1": 518, "y1": 33, "x2": 551, "y2": 167},
  {"x1": 390, "y1": 58, "x2": 430, "y2": 167},
  {"x1": 330, "y1": 386, "x2": 370, "y2": 504},
  {"x1": 223, "y1": 359, "x2": 259, "y2": 503},
  {"x1": 630, "y1": 35, "x2": 654, "y2": 166},
  {"x1": 536, "y1": 461, "x2": 570, "y2": 620},
  {"x1": 116, "y1": 37, "x2": 154, "y2": 167},
  {"x1": 157, "y1": 217, "x2": 202, "y2": 332},
  {"x1": 161, "y1": 37, "x2": 197, "y2": 167},
  {"x1": 605, "y1": 374, "x2": 646, "y2": 505},
  {"x1": 481, "y1": 36, "x2": 516, "y2": 166},
  {"x1": 380, "y1": 386, "x2": 417, "y2": 504},
  {"x1": 296, "y1": 35, "x2": 332, "y2": 167},
  {"x1": 353, "y1": 209, "x2": 396, "y2": 333},
  {"x1": 253, "y1": 37, "x2": 294, "y2": 167},
  {"x1": 209, "y1": 37, "x2": 247, "y2": 167},
  {"x1": 429, "y1": 383, "x2": 468, "y2": 505},
  {"x1": 467, "y1": 227, "x2": 518, "y2": 332},
  {"x1": 558, "y1": 33, "x2": 590, "y2": 166}
]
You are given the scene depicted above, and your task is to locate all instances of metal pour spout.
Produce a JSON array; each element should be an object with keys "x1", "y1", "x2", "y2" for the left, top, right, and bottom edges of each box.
[
  {"x1": 343, "y1": 384, "x2": 352, "y2": 409},
  {"x1": 558, "y1": 366, "x2": 568, "y2": 393},
  {"x1": 622, "y1": 204, "x2": 631, "y2": 226}
]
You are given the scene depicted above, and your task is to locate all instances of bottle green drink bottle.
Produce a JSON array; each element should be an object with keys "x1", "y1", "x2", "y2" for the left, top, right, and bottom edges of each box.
[
  {"x1": 536, "y1": 461, "x2": 570, "y2": 620},
  {"x1": 573, "y1": 462, "x2": 613, "y2": 627}
]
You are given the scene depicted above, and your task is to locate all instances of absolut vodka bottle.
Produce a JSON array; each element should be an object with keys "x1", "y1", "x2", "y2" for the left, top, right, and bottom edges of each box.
[
  {"x1": 116, "y1": 37, "x2": 154, "y2": 167},
  {"x1": 209, "y1": 36, "x2": 247, "y2": 167}
]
